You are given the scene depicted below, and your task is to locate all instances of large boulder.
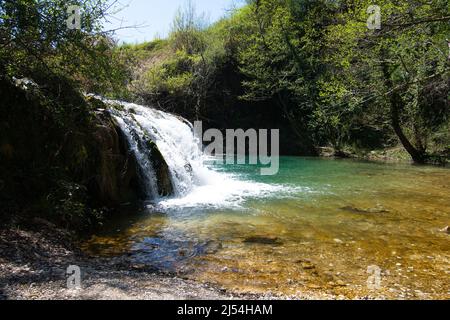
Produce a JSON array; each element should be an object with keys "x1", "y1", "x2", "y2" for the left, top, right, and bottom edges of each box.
[
  {"x1": 88, "y1": 109, "x2": 143, "y2": 206},
  {"x1": 87, "y1": 97, "x2": 173, "y2": 202},
  {"x1": 144, "y1": 139, "x2": 173, "y2": 197}
]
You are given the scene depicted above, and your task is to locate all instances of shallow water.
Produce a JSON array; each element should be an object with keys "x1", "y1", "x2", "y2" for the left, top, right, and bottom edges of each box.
[{"x1": 82, "y1": 157, "x2": 450, "y2": 299}]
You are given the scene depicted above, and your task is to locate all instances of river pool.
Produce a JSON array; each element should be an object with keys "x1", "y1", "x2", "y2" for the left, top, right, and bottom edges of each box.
[{"x1": 83, "y1": 157, "x2": 450, "y2": 299}]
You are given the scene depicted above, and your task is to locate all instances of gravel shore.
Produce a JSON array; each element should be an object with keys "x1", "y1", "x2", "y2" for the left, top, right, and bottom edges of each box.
[{"x1": 0, "y1": 218, "x2": 333, "y2": 300}]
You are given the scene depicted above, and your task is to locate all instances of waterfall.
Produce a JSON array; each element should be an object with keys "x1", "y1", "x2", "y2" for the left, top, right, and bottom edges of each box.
[
  {"x1": 106, "y1": 99, "x2": 213, "y2": 200},
  {"x1": 100, "y1": 98, "x2": 289, "y2": 210}
]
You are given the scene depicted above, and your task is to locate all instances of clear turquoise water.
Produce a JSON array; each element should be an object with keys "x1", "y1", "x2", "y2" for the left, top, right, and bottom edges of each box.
[{"x1": 83, "y1": 157, "x2": 450, "y2": 299}]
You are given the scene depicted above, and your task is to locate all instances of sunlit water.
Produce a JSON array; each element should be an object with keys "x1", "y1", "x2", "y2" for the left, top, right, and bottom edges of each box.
[{"x1": 83, "y1": 157, "x2": 450, "y2": 299}]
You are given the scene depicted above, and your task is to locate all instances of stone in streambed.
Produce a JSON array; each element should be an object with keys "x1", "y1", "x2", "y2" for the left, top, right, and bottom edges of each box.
[
  {"x1": 306, "y1": 283, "x2": 321, "y2": 289},
  {"x1": 439, "y1": 226, "x2": 450, "y2": 234},
  {"x1": 340, "y1": 205, "x2": 389, "y2": 214},
  {"x1": 203, "y1": 241, "x2": 222, "y2": 254},
  {"x1": 243, "y1": 236, "x2": 282, "y2": 245},
  {"x1": 301, "y1": 262, "x2": 315, "y2": 270},
  {"x1": 294, "y1": 259, "x2": 315, "y2": 270}
]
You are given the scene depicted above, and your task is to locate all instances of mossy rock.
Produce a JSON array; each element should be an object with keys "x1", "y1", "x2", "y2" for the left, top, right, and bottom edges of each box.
[
  {"x1": 87, "y1": 111, "x2": 143, "y2": 206},
  {"x1": 85, "y1": 95, "x2": 107, "y2": 110}
]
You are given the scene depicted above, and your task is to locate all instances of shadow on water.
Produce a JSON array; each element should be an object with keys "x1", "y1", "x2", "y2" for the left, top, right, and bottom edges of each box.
[{"x1": 82, "y1": 203, "x2": 224, "y2": 273}]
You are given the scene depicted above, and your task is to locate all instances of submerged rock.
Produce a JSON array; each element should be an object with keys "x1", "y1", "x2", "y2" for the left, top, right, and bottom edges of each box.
[
  {"x1": 340, "y1": 205, "x2": 389, "y2": 214},
  {"x1": 144, "y1": 139, "x2": 173, "y2": 197},
  {"x1": 203, "y1": 241, "x2": 223, "y2": 254},
  {"x1": 243, "y1": 236, "x2": 282, "y2": 245},
  {"x1": 440, "y1": 226, "x2": 450, "y2": 234},
  {"x1": 301, "y1": 262, "x2": 315, "y2": 270}
]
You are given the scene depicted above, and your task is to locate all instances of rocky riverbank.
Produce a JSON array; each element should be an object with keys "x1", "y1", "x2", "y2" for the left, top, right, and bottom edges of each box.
[
  {"x1": 0, "y1": 218, "x2": 337, "y2": 300},
  {"x1": 318, "y1": 146, "x2": 449, "y2": 165}
]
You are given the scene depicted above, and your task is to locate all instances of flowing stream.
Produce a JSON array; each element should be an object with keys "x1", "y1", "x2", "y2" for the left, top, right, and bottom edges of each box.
[{"x1": 84, "y1": 101, "x2": 450, "y2": 299}]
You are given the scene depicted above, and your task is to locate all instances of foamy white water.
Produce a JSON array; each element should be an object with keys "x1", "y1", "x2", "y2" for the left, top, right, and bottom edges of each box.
[
  {"x1": 157, "y1": 175, "x2": 287, "y2": 209},
  {"x1": 103, "y1": 98, "x2": 294, "y2": 209}
]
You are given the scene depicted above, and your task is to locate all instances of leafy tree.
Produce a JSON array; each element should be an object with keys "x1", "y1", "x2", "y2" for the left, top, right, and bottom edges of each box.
[
  {"x1": 321, "y1": 0, "x2": 450, "y2": 162},
  {"x1": 0, "y1": 0, "x2": 128, "y2": 96},
  {"x1": 106, "y1": 0, "x2": 450, "y2": 161}
]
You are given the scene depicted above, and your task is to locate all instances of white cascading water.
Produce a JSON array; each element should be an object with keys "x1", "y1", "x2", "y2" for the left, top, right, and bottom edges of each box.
[
  {"x1": 104, "y1": 99, "x2": 293, "y2": 210},
  {"x1": 108, "y1": 100, "x2": 210, "y2": 197}
]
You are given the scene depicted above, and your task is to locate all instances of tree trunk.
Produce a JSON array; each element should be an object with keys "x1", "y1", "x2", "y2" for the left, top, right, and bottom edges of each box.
[
  {"x1": 381, "y1": 61, "x2": 426, "y2": 164},
  {"x1": 276, "y1": 93, "x2": 317, "y2": 155}
]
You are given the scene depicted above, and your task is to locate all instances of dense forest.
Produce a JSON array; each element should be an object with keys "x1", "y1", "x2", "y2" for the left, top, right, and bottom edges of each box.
[
  {"x1": 116, "y1": 0, "x2": 450, "y2": 161},
  {"x1": 1, "y1": 0, "x2": 449, "y2": 228}
]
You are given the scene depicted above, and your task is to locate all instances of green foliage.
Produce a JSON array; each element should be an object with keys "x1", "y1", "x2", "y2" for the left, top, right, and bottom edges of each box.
[
  {"x1": 0, "y1": 0, "x2": 131, "y2": 99},
  {"x1": 224, "y1": 0, "x2": 449, "y2": 158},
  {"x1": 320, "y1": 0, "x2": 450, "y2": 159},
  {"x1": 1, "y1": 0, "x2": 449, "y2": 232},
  {"x1": 120, "y1": 0, "x2": 449, "y2": 160},
  {"x1": 121, "y1": 1, "x2": 236, "y2": 119},
  {"x1": 0, "y1": 0, "x2": 131, "y2": 229}
]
